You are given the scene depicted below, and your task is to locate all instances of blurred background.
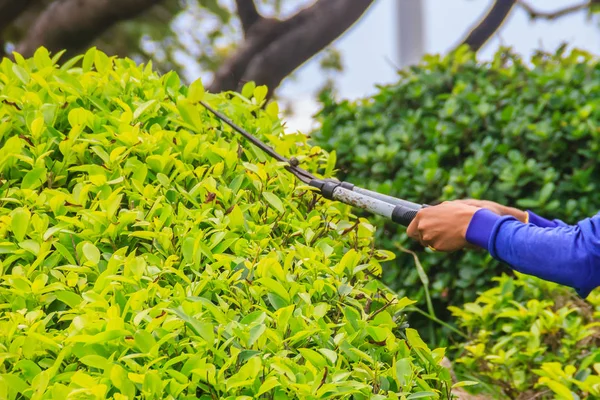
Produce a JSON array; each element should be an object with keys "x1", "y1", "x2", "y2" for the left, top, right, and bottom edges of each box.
[
  {"x1": 2, "y1": 0, "x2": 598, "y2": 133},
  {"x1": 282, "y1": 0, "x2": 600, "y2": 132}
]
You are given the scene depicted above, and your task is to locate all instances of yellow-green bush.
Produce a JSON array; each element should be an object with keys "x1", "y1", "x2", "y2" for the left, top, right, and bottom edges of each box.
[
  {"x1": 450, "y1": 273, "x2": 600, "y2": 399},
  {"x1": 0, "y1": 48, "x2": 459, "y2": 399}
]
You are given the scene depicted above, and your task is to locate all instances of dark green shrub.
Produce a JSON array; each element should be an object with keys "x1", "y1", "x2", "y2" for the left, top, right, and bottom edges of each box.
[
  {"x1": 450, "y1": 273, "x2": 600, "y2": 399},
  {"x1": 311, "y1": 46, "x2": 600, "y2": 339},
  {"x1": 0, "y1": 48, "x2": 461, "y2": 399}
]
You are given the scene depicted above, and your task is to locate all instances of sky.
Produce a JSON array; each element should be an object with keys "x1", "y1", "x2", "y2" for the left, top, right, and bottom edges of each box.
[{"x1": 277, "y1": 0, "x2": 600, "y2": 133}]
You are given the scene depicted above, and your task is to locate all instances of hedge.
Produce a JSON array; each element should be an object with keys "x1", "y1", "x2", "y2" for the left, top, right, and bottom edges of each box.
[
  {"x1": 450, "y1": 273, "x2": 600, "y2": 399},
  {"x1": 312, "y1": 46, "x2": 600, "y2": 340},
  {"x1": 0, "y1": 48, "x2": 463, "y2": 399}
]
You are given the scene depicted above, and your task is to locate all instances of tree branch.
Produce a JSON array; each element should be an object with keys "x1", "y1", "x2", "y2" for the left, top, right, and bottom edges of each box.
[
  {"x1": 208, "y1": 17, "x2": 287, "y2": 93},
  {"x1": 15, "y1": 0, "x2": 164, "y2": 58},
  {"x1": 458, "y1": 0, "x2": 517, "y2": 52},
  {"x1": 209, "y1": 0, "x2": 374, "y2": 95},
  {"x1": 236, "y1": 0, "x2": 262, "y2": 36},
  {"x1": 518, "y1": 0, "x2": 591, "y2": 20},
  {"x1": 0, "y1": 0, "x2": 38, "y2": 32}
]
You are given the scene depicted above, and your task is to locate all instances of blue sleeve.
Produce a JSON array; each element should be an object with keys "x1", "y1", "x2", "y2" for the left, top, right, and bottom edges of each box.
[
  {"x1": 526, "y1": 210, "x2": 569, "y2": 228},
  {"x1": 466, "y1": 209, "x2": 600, "y2": 298}
]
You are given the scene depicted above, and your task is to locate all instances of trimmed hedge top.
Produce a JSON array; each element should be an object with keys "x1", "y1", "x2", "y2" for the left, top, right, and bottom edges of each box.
[
  {"x1": 312, "y1": 46, "x2": 600, "y2": 336},
  {"x1": 0, "y1": 48, "x2": 457, "y2": 399}
]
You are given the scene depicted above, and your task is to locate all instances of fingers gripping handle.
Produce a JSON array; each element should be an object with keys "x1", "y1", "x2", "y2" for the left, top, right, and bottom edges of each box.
[{"x1": 391, "y1": 206, "x2": 419, "y2": 226}]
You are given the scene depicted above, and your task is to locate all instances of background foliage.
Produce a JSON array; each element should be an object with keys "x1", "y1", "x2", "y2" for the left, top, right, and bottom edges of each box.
[
  {"x1": 0, "y1": 48, "x2": 460, "y2": 399},
  {"x1": 312, "y1": 45, "x2": 600, "y2": 342},
  {"x1": 450, "y1": 273, "x2": 600, "y2": 400}
]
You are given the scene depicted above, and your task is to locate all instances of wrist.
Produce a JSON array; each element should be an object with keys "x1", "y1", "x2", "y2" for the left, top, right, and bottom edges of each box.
[{"x1": 461, "y1": 207, "x2": 481, "y2": 239}]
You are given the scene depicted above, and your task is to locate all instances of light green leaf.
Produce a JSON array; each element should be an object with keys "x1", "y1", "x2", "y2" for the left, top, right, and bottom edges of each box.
[
  {"x1": 254, "y1": 85, "x2": 268, "y2": 103},
  {"x1": 407, "y1": 392, "x2": 437, "y2": 399},
  {"x1": 406, "y1": 328, "x2": 429, "y2": 350},
  {"x1": 188, "y1": 79, "x2": 205, "y2": 103},
  {"x1": 11, "y1": 207, "x2": 31, "y2": 242},
  {"x1": 133, "y1": 100, "x2": 157, "y2": 121},
  {"x1": 82, "y1": 47, "x2": 97, "y2": 72},
  {"x1": 452, "y1": 381, "x2": 479, "y2": 388},
  {"x1": 299, "y1": 348, "x2": 327, "y2": 368},
  {"x1": 262, "y1": 191, "x2": 284, "y2": 213},
  {"x1": 12, "y1": 64, "x2": 30, "y2": 84},
  {"x1": 21, "y1": 168, "x2": 47, "y2": 190},
  {"x1": 396, "y1": 358, "x2": 412, "y2": 386},
  {"x1": 169, "y1": 307, "x2": 215, "y2": 345},
  {"x1": 55, "y1": 291, "x2": 83, "y2": 308},
  {"x1": 228, "y1": 205, "x2": 245, "y2": 230},
  {"x1": 257, "y1": 277, "x2": 290, "y2": 303},
  {"x1": 79, "y1": 355, "x2": 110, "y2": 370},
  {"x1": 82, "y1": 242, "x2": 100, "y2": 265}
]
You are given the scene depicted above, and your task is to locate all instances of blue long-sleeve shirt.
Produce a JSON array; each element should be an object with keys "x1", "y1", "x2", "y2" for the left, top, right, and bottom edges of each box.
[{"x1": 465, "y1": 209, "x2": 600, "y2": 298}]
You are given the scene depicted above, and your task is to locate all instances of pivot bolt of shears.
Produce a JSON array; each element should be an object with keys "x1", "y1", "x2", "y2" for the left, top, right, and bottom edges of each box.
[{"x1": 289, "y1": 157, "x2": 299, "y2": 167}]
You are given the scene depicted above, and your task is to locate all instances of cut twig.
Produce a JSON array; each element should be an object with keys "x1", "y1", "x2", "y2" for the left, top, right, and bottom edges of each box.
[{"x1": 518, "y1": 0, "x2": 591, "y2": 20}]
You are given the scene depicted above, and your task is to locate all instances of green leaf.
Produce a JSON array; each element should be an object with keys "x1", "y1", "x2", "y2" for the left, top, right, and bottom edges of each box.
[
  {"x1": 53, "y1": 242, "x2": 77, "y2": 265},
  {"x1": 396, "y1": 358, "x2": 412, "y2": 387},
  {"x1": 55, "y1": 291, "x2": 83, "y2": 308},
  {"x1": 79, "y1": 355, "x2": 110, "y2": 370},
  {"x1": 248, "y1": 324, "x2": 266, "y2": 347},
  {"x1": 33, "y1": 47, "x2": 52, "y2": 70},
  {"x1": 452, "y1": 381, "x2": 479, "y2": 388},
  {"x1": 11, "y1": 208, "x2": 31, "y2": 242},
  {"x1": 188, "y1": 79, "x2": 205, "y2": 103},
  {"x1": 12, "y1": 64, "x2": 30, "y2": 84},
  {"x1": 242, "y1": 81, "x2": 256, "y2": 99},
  {"x1": 82, "y1": 47, "x2": 97, "y2": 72},
  {"x1": 15, "y1": 359, "x2": 41, "y2": 381},
  {"x1": 257, "y1": 376, "x2": 280, "y2": 397},
  {"x1": 406, "y1": 328, "x2": 429, "y2": 350},
  {"x1": 298, "y1": 348, "x2": 327, "y2": 368},
  {"x1": 262, "y1": 192, "x2": 284, "y2": 213},
  {"x1": 540, "y1": 380, "x2": 574, "y2": 400},
  {"x1": 82, "y1": 242, "x2": 101, "y2": 265},
  {"x1": 21, "y1": 168, "x2": 47, "y2": 190},
  {"x1": 134, "y1": 331, "x2": 157, "y2": 353},
  {"x1": 254, "y1": 85, "x2": 268, "y2": 104},
  {"x1": 407, "y1": 392, "x2": 437, "y2": 399},
  {"x1": 133, "y1": 100, "x2": 157, "y2": 121},
  {"x1": 169, "y1": 307, "x2": 215, "y2": 345},
  {"x1": 539, "y1": 182, "x2": 555, "y2": 203},
  {"x1": 228, "y1": 205, "x2": 245, "y2": 230},
  {"x1": 257, "y1": 278, "x2": 290, "y2": 303}
]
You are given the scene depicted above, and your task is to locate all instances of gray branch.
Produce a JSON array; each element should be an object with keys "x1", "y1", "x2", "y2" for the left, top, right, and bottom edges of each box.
[
  {"x1": 16, "y1": 0, "x2": 164, "y2": 57},
  {"x1": 209, "y1": 0, "x2": 374, "y2": 95},
  {"x1": 236, "y1": 0, "x2": 262, "y2": 36},
  {"x1": 459, "y1": 0, "x2": 517, "y2": 52},
  {"x1": 518, "y1": 0, "x2": 591, "y2": 20},
  {"x1": 0, "y1": 0, "x2": 38, "y2": 31}
]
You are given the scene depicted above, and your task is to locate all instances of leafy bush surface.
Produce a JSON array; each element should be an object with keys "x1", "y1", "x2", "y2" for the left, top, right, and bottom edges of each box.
[
  {"x1": 450, "y1": 273, "x2": 600, "y2": 400},
  {"x1": 0, "y1": 48, "x2": 458, "y2": 399},
  {"x1": 312, "y1": 46, "x2": 600, "y2": 333}
]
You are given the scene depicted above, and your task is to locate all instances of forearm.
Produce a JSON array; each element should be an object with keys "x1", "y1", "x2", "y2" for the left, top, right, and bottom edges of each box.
[{"x1": 466, "y1": 209, "x2": 600, "y2": 298}]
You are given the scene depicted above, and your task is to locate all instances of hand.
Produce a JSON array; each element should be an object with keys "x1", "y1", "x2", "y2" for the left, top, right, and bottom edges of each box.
[
  {"x1": 453, "y1": 199, "x2": 527, "y2": 222},
  {"x1": 407, "y1": 201, "x2": 481, "y2": 252}
]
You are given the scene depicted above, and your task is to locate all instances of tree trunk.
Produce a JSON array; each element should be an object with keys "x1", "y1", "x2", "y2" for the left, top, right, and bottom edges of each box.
[
  {"x1": 209, "y1": 0, "x2": 374, "y2": 95},
  {"x1": 16, "y1": 0, "x2": 163, "y2": 57}
]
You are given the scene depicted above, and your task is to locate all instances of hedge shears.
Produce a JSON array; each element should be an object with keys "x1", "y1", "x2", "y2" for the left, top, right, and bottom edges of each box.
[{"x1": 199, "y1": 101, "x2": 426, "y2": 227}]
